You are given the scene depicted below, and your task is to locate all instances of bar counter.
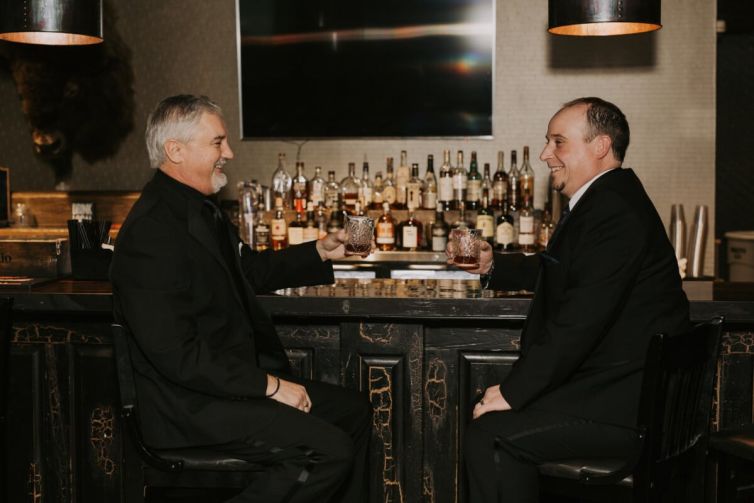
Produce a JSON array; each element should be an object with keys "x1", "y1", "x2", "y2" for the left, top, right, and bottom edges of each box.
[{"x1": 5, "y1": 279, "x2": 754, "y2": 503}]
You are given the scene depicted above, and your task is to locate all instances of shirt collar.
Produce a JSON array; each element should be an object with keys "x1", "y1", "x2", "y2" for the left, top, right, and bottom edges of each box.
[{"x1": 568, "y1": 167, "x2": 618, "y2": 211}]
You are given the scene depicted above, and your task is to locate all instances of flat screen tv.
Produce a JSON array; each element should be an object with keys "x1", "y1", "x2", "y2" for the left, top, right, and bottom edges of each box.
[{"x1": 236, "y1": 0, "x2": 494, "y2": 139}]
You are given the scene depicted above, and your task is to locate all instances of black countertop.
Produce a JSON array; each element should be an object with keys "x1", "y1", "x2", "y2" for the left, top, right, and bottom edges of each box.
[{"x1": 4, "y1": 278, "x2": 754, "y2": 323}]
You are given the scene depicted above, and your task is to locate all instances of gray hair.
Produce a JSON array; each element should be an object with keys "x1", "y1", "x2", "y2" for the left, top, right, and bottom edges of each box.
[{"x1": 145, "y1": 95, "x2": 223, "y2": 169}]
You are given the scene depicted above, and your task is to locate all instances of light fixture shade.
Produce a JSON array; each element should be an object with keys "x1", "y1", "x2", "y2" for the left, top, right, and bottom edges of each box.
[
  {"x1": 548, "y1": 0, "x2": 661, "y2": 36},
  {"x1": 0, "y1": 0, "x2": 103, "y2": 45}
]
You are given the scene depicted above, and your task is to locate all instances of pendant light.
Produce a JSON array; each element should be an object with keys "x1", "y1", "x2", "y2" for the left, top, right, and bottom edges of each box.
[
  {"x1": 0, "y1": 0, "x2": 103, "y2": 45},
  {"x1": 548, "y1": 0, "x2": 661, "y2": 36}
]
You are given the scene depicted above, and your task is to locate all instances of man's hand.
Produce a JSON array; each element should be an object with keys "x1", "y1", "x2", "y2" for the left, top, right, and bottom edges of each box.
[
  {"x1": 446, "y1": 240, "x2": 494, "y2": 275},
  {"x1": 472, "y1": 384, "x2": 511, "y2": 419},
  {"x1": 316, "y1": 229, "x2": 376, "y2": 261},
  {"x1": 267, "y1": 374, "x2": 312, "y2": 413}
]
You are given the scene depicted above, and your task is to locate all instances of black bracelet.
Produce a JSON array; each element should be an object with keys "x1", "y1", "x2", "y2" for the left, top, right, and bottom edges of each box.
[{"x1": 266, "y1": 376, "x2": 280, "y2": 398}]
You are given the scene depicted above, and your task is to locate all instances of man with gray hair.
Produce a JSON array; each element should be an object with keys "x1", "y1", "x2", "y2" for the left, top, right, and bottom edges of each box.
[{"x1": 111, "y1": 95, "x2": 370, "y2": 502}]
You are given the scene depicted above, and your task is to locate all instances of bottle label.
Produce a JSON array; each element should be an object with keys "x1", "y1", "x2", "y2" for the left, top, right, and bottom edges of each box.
[
  {"x1": 493, "y1": 181, "x2": 506, "y2": 201},
  {"x1": 423, "y1": 191, "x2": 437, "y2": 209},
  {"x1": 453, "y1": 173, "x2": 467, "y2": 190},
  {"x1": 520, "y1": 215, "x2": 534, "y2": 233},
  {"x1": 383, "y1": 186, "x2": 396, "y2": 204},
  {"x1": 402, "y1": 226, "x2": 418, "y2": 248},
  {"x1": 407, "y1": 184, "x2": 422, "y2": 209},
  {"x1": 466, "y1": 180, "x2": 481, "y2": 202},
  {"x1": 344, "y1": 196, "x2": 358, "y2": 207},
  {"x1": 376, "y1": 222, "x2": 395, "y2": 244},
  {"x1": 518, "y1": 233, "x2": 535, "y2": 246},
  {"x1": 361, "y1": 187, "x2": 372, "y2": 206},
  {"x1": 255, "y1": 224, "x2": 270, "y2": 246},
  {"x1": 310, "y1": 180, "x2": 324, "y2": 204},
  {"x1": 288, "y1": 227, "x2": 304, "y2": 245},
  {"x1": 271, "y1": 220, "x2": 286, "y2": 238},
  {"x1": 303, "y1": 227, "x2": 319, "y2": 242},
  {"x1": 476, "y1": 215, "x2": 495, "y2": 238},
  {"x1": 325, "y1": 191, "x2": 338, "y2": 208},
  {"x1": 432, "y1": 235, "x2": 448, "y2": 252},
  {"x1": 373, "y1": 190, "x2": 384, "y2": 204},
  {"x1": 439, "y1": 177, "x2": 453, "y2": 201},
  {"x1": 496, "y1": 221, "x2": 514, "y2": 246}
]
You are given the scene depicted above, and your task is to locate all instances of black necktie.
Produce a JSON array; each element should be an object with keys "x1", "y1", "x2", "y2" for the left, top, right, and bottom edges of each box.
[
  {"x1": 203, "y1": 199, "x2": 250, "y2": 307},
  {"x1": 547, "y1": 207, "x2": 571, "y2": 250}
]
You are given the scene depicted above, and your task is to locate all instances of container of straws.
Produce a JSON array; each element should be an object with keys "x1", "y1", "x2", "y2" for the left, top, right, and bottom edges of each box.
[{"x1": 67, "y1": 219, "x2": 113, "y2": 280}]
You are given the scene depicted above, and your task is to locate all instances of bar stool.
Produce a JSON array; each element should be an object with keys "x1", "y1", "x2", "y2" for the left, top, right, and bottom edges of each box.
[
  {"x1": 0, "y1": 298, "x2": 14, "y2": 499},
  {"x1": 537, "y1": 317, "x2": 724, "y2": 503},
  {"x1": 710, "y1": 424, "x2": 754, "y2": 502}
]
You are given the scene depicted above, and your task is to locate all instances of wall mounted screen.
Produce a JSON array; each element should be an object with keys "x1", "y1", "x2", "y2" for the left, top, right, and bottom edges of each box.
[{"x1": 237, "y1": 0, "x2": 494, "y2": 139}]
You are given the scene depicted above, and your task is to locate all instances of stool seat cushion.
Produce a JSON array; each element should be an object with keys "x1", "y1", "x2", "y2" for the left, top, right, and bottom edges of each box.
[
  {"x1": 710, "y1": 424, "x2": 754, "y2": 463},
  {"x1": 538, "y1": 459, "x2": 633, "y2": 487}
]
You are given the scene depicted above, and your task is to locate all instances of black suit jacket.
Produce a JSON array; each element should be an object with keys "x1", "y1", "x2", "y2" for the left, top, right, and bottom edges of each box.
[
  {"x1": 489, "y1": 168, "x2": 690, "y2": 427},
  {"x1": 110, "y1": 170, "x2": 334, "y2": 448}
]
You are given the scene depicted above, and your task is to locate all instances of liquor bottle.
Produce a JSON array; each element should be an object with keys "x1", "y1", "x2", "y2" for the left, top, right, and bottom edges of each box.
[
  {"x1": 481, "y1": 163, "x2": 493, "y2": 207},
  {"x1": 324, "y1": 170, "x2": 340, "y2": 209},
  {"x1": 422, "y1": 154, "x2": 438, "y2": 210},
  {"x1": 383, "y1": 158, "x2": 397, "y2": 208},
  {"x1": 452, "y1": 150, "x2": 466, "y2": 210},
  {"x1": 395, "y1": 150, "x2": 409, "y2": 209},
  {"x1": 271, "y1": 153, "x2": 292, "y2": 209},
  {"x1": 465, "y1": 151, "x2": 482, "y2": 210},
  {"x1": 519, "y1": 146, "x2": 535, "y2": 208},
  {"x1": 253, "y1": 212, "x2": 271, "y2": 252},
  {"x1": 291, "y1": 161, "x2": 308, "y2": 213},
  {"x1": 507, "y1": 150, "x2": 520, "y2": 217},
  {"x1": 537, "y1": 206, "x2": 554, "y2": 251},
  {"x1": 315, "y1": 203, "x2": 328, "y2": 239},
  {"x1": 475, "y1": 194, "x2": 495, "y2": 244},
  {"x1": 451, "y1": 200, "x2": 469, "y2": 230},
  {"x1": 287, "y1": 211, "x2": 305, "y2": 246},
  {"x1": 270, "y1": 199, "x2": 288, "y2": 250},
  {"x1": 238, "y1": 180, "x2": 257, "y2": 246},
  {"x1": 327, "y1": 197, "x2": 346, "y2": 233},
  {"x1": 518, "y1": 194, "x2": 536, "y2": 253},
  {"x1": 438, "y1": 149, "x2": 453, "y2": 211},
  {"x1": 341, "y1": 162, "x2": 361, "y2": 212},
  {"x1": 309, "y1": 166, "x2": 325, "y2": 208},
  {"x1": 371, "y1": 172, "x2": 385, "y2": 210},
  {"x1": 360, "y1": 159, "x2": 372, "y2": 209},
  {"x1": 354, "y1": 201, "x2": 366, "y2": 217},
  {"x1": 492, "y1": 151, "x2": 508, "y2": 211},
  {"x1": 406, "y1": 163, "x2": 423, "y2": 211},
  {"x1": 495, "y1": 200, "x2": 515, "y2": 251},
  {"x1": 376, "y1": 202, "x2": 396, "y2": 251},
  {"x1": 431, "y1": 202, "x2": 450, "y2": 252},
  {"x1": 400, "y1": 205, "x2": 423, "y2": 251},
  {"x1": 302, "y1": 202, "x2": 320, "y2": 242}
]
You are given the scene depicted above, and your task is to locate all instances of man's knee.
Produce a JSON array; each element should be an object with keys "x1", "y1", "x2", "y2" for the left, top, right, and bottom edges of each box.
[{"x1": 464, "y1": 418, "x2": 497, "y2": 464}]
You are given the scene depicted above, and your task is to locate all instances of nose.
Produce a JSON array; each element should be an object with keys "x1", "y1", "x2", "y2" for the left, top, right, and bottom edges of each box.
[
  {"x1": 539, "y1": 142, "x2": 552, "y2": 162},
  {"x1": 222, "y1": 140, "x2": 234, "y2": 160}
]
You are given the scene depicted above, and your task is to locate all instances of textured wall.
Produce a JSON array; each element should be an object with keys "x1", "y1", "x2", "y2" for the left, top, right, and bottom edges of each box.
[{"x1": 0, "y1": 0, "x2": 717, "y2": 274}]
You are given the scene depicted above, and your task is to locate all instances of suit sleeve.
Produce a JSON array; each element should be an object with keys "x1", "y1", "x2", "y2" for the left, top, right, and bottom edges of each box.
[
  {"x1": 111, "y1": 215, "x2": 269, "y2": 398},
  {"x1": 239, "y1": 240, "x2": 334, "y2": 293},
  {"x1": 487, "y1": 252, "x2": 540, "y2": 291},
  {"x1": 499, "y1": 195, "x2": 648, "y2": 409}
]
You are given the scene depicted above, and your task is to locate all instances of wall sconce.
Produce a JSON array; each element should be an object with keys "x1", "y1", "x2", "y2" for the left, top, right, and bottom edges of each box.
[
  {"x1": 548, "y1": 0, "x2": 661, "y2": 36},
  {"x1": 0, "y1": 0, "x2": 103, "y2": 45}
]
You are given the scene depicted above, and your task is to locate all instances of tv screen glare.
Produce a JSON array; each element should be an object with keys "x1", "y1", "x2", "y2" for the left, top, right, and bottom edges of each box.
[{"x1": 237, "y1": 0, "x2": 494, "y2": 139}]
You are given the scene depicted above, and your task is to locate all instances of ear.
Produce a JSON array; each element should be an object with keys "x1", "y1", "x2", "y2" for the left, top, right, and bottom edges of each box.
[
  {"x1": 164, "y1": 139, "x2": 183, "y2": 164},
  {"x1": 592, "y1": 134, "x2": 612, "y2": 160}
]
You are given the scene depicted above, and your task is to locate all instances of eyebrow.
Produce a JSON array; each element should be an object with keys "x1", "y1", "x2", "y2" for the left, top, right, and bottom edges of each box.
[
  {"x1": 212, "y1": 135, "x2": 226, "y2": 142},
  {"x1": 546, "y1": 133, "x2": 566, "y2": 140}
]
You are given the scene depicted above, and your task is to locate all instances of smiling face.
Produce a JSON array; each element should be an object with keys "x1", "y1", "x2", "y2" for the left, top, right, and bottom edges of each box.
[
  {"x1": 539, "y1": 104, "x2": 603, "y2": 198},
  {"x1": 170, "y1": 112, "x2": 234, "y2": 195}
]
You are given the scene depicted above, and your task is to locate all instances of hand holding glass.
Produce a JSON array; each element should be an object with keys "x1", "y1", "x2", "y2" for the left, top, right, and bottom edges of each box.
[
  {"x1": 344, "y1": 216, "x2": 375, "y2": 255},
  {"x1": 450, "y1": 228, "x2": 482, "y2": 269}
]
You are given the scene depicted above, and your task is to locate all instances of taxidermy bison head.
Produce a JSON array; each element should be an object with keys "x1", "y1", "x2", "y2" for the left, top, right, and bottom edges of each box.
[{"x1": 0, "y1": 1, "x2": 134, "y2": 190}]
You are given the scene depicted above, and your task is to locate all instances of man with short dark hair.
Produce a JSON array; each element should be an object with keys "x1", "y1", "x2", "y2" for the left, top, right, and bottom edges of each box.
[
  {"x1": 461, "y1": 97, "x2": 690, "y2": 502},
  {"x1": 111, "y1": 95, "x2": 371, "y2": 502}
]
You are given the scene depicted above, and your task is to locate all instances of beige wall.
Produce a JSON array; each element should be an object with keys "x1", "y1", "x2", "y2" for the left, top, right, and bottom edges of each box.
[{"x1": 0, "y1": 0, "x2": 717, "y2": 274}]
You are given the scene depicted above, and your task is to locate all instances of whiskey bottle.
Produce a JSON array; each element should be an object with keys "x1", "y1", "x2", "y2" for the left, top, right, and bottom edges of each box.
[
  {"x1": 287, "y1": 211, "x2": 305, "y2": 246},
  {"x1": 324, "y1": 170, "x2": 340, "y2": 209},
  {"x1": 309, "y1": 166, "x2": 325, "y2": 208},
  {"x1": 481, "y1": 163, "x2": 493, "y2": 206},
  {"x1": 422, "y1": 155, "x2": 438, "y2": 210},
  {"x1": 438, "y1": 149, "x2": 453, "y2": 211},
  {"x1": 341, "y1": 162, "x2": 361, "y2": 212},
  {"x1": 518, "y1": 194, "x2": 536, "y2": 253},
  {"x1": 383, "y1": 158, "x2": 397, "y2": 208},
  {"x1": 465, "y1": 151, "x2": 482, "y2": 210},
  {"x1": 371, "y1": 172, "x2": 385, "y2": 210},
  {"x1": 253, "y1": 212, "x2": 271, "y2": 252},
  {"x1": 400, "y1": 205, "x2": 423, "y2": 251},
  {"x1": 407, "y1": 163, "x2": 423, "y2": 211},
  {"x1": 519, "y1": 146, "x2": 535, "y2": 208},
  {"x1": 495, "y1": 200, "x2": 515, "y2": 251},
  {"x1": 507, "y1": 150, "x2": 520, "y2": 218},
  {"x1": 270, "y1": 200, "x2": 288, "y2": 250},
  {"x1": 315, "y1": 203, "x2": 328, "y2": 239},
  {"x1": 395, "y1": 150, "x2": 410, "y2": 208},
  {"x1": 327, "y1": 197, "x2": 346, "y2": 234},
  {"x1": 302, "y1": 202, "x2": 320, "y2": 242},
  {"x1": 271, "y1": 153, "x2": 292, "y2": 209},
  {"x1": 475, "y1": 194, "x2": 495, "y2": 244},
  {"x1": 376, "y1": 202, "x2": 396, "y2": 251},
  {"x1": 291, "y1": 161, "x2": 308, "y2": 213},
  {"x1": 431, "y1": 202, "x2": 450, "y2": 252},
  {"x1": 360, "y1": 160, "x2": 372, "y2": 209},
  {"x1": 452, "y1": 150, "x2": 466, "y2": 210},
  {"x1": 492, "y1": 151, "x2": 508, "y2": 211}
]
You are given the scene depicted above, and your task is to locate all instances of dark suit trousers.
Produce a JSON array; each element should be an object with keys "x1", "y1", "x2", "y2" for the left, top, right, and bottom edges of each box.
[
  {"x1": 218, "y1": 377, "x2": 371, "y2": 503},
  {"x1": 464, "y1": 408, "x2": 638, "y2": 503}
]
